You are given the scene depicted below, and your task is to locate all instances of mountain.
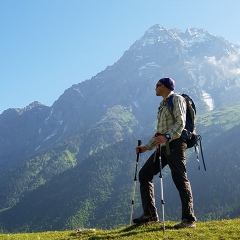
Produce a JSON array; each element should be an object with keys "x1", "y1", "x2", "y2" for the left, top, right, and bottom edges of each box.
[
  {"x1": 0, "y1": 102, "x2": 50, "y2": 172},
  {"x1": 0, "y1": 24, "x2": 240, "y2": 232}
]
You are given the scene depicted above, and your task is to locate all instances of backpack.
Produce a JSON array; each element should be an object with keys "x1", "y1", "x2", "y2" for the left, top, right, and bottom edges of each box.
[{"x1": 166, "y1": 93, "x2": 206, "y2": 171}]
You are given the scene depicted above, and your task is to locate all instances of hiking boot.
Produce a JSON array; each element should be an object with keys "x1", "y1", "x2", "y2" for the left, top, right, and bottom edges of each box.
[
  {"x1": 133, "y1": 213, "x2": 159, "y2": 224},
  {"x1": 174, "y1": 219, "x2": 196, "y2": 229}
]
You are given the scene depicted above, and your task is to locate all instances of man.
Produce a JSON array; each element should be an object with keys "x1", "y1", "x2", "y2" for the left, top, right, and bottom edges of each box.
[{"x1": 133, "y1": 77, "x2": 197, "y2": 229}]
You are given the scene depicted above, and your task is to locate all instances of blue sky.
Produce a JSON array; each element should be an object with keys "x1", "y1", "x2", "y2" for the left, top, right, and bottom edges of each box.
[{"x1": 0, "y1": 0, "x2": 239, "y2": 114}]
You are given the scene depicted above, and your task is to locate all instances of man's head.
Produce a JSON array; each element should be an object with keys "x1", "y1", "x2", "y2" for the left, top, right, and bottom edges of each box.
[
  {"x1": 155, "y1": 77, "x2": 175, "y2": 98},
  {"x1": 158, "y1": 77, "x2": 175, "y2": 91}
]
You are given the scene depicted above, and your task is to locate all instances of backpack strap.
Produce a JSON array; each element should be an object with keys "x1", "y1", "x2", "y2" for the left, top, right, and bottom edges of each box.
[
  {"x1": 166, "y1": 95, "x2": 174, "y2": 115},
  {"x1": 183, "y1": 95, "x2": 196, "y2": 132},
  {"x1": 165, "y1": 95, "x2": 175, "y2": 155}
]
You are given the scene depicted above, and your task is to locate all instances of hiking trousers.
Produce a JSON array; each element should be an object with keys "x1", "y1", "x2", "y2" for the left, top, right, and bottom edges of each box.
[{"x1": 139, "y1": 138, "x2": 196, "y2": 221}]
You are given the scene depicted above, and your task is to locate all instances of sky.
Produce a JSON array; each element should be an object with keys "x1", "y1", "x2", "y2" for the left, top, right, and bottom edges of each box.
[{"x1": 0, "y1": 0, "x2": 240, "y2": 114}]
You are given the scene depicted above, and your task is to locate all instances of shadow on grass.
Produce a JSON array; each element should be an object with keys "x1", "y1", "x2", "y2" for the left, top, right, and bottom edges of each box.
[
  {"x1": 68, "y1": 223, "x2": 176, "y2": 240},
  {"x1": 120, "y1": 223, "x2": 176, "y2": 232}
]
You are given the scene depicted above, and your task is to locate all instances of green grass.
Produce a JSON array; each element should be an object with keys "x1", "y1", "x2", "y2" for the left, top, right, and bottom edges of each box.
[
  {"x1": 197, "y1": 103, "x2": 240, "y2": 130},
  {"x1": 0, "y1": 218, "x2": 240, "y2": 239}
]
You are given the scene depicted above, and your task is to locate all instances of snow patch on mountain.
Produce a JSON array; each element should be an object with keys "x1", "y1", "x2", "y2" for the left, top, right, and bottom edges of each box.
[
  {"x1": 138, "y1": 62, "x2": 161, "y2": 76},
  {"x1": 44, "y1": 109, "x2": 53, "y2": 123},
  {"x1": 202, "y1": 91, "x2": 214, "y2": 110},
  {"x1": 73, "y1": 87, "x2": 84, "y2": 97},
  {"x1": 183, "y1": 28, "x2": 208, "y2": 47},
  {"x1": 43, "y1": 129, "x2": 58, "y2": 142},
  {"x1": 132, "y1": 100, "x2": 140, "y2": 109},
  {"x1": 135, "y1": 55, "x2": 143, "y2": 61},
  {"x1": 35, "y1": 145, "x2": 41, "y2": 151}
]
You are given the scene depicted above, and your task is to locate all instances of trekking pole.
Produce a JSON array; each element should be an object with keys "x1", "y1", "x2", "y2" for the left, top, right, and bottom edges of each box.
[
  {"x1": 198, "y1": 135, "x2": 207, "y2": 171},
  {"x1": 157, "y1": 144, "x2": 165, "y2": 232},
  {"x1": 154, "y1": 133, "x2": 165, "y2": 232},
  {"x1": 130, "y1": 139, "x2": 142, "y2": 225}
]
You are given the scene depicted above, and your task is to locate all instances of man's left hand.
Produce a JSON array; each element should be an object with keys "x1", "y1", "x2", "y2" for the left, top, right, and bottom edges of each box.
[{"x1": 155, "y1": 134, "x2": 167, "y2": 145}]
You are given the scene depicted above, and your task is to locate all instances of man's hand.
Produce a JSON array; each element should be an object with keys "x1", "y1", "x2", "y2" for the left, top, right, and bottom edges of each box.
[
  {"x1": 155, "y1": 134, "x2": 167, "y2": 145},
  {"x1": 136, "y1": 146, "x2": 147, "y2": 154}
]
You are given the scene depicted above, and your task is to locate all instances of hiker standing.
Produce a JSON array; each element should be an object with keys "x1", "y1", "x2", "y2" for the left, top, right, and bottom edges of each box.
[{"x1": 133, "y1": 77, "x2": 197, "y2": 229}]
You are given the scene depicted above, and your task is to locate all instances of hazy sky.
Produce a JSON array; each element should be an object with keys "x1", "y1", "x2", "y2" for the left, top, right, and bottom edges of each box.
[{"x1": 0, "y1": 0, "x2": 239, "y2": 114}]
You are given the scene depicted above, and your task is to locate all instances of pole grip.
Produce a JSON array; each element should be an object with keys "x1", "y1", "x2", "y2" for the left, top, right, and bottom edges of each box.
[
  {"x1": 137, "y1": 140, "x2": 142, "y2": 154},
  {"x1": 136, "y1": 140, "x2": 142, "y2": 161}
]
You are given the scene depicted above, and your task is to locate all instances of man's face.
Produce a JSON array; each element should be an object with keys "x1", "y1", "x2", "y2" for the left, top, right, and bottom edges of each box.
[{"x1": 155, "y1": 82, "x2": 164, "y2": 96}]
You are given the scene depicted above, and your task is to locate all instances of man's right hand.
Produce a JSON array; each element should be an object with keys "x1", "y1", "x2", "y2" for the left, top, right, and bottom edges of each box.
[{"x1": 135, "y1": 146, "x2": 147, "y2": 154}]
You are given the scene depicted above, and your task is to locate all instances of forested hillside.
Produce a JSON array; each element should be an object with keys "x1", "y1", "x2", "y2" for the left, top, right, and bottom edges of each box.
[
  {"x1": 0, "y1": 105, "x2": 137, "y2": 211},
  {"x1": 1, "y1": 104, "x2": 240, "y2": 232}
]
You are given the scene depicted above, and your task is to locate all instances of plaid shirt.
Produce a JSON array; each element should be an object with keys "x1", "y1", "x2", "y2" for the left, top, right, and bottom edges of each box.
[{"x1": 145, "y1": 93, "x2": 187, "y2": 150}]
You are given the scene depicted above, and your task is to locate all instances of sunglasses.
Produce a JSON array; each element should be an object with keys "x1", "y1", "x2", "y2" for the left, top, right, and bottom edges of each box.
[{"x1": 156, "y1": 83, "x2": 163, "y2": 88}]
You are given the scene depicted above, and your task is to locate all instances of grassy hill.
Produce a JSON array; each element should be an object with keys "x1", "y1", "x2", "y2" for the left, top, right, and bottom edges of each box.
[
  {"x1": 197, "y1": 103, "x2": 240, "y2": 129},
  {"x1": 0, "y1": 218, "x2": 239, "y2": 239}
]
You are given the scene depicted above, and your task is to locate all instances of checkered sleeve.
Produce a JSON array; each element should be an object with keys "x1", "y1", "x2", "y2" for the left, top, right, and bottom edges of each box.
[{"x1": 168, "y1": 95, "x2": 186, "y2": 139}]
